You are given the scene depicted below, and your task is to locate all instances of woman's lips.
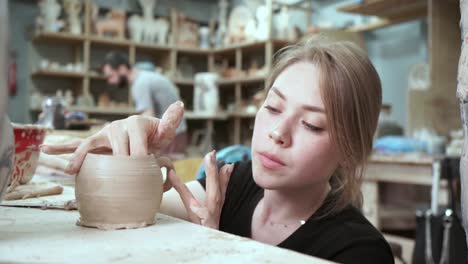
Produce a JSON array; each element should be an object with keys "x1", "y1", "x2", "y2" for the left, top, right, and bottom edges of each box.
[{"x1": 258, "y1": 152, "x2": 286, "y2": 170}]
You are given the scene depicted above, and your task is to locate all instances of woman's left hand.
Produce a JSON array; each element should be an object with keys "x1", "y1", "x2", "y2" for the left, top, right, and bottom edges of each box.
[{"x1": 168, "y1": 150, "x2": 234, "y2": 229}]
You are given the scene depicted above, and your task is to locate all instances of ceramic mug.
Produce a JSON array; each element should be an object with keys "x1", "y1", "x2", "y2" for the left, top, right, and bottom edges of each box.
[
  {"x1": 10, "y1": 124, "x2": 48, "y2": 186},
  {"x1": 75, "y1": 153, "x2": 174, "y2": 230}
]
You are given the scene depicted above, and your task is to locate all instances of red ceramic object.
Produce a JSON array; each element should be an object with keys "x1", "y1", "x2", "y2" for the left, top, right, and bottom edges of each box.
[{"x1": 10, "y1": 124, "x2": 48, "y2": 185}]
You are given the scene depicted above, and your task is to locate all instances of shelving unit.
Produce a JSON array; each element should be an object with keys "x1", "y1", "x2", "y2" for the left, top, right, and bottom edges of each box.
[
  {"x1": 339, "y1": 0, "x2": 427, "y2": 32},
  {"x1": 338, "y1": 0, "x2": 461, "y2": 136},
  {"x1": 28, "y1": 0, "x2": 303, "y2": 148}
]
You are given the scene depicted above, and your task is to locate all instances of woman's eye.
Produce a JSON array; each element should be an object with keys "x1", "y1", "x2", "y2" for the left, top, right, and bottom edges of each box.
[
  {"x1": 302, "y1": 121, "x2": 323, "y2": 132},
  {"x1": 264, "y1": 105, "x2": 280, "y2": 114}
]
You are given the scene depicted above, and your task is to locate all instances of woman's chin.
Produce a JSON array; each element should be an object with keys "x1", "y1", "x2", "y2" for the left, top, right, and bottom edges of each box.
[{"x1": 252, "y1": 164, "x2": 282, "y2": 190}]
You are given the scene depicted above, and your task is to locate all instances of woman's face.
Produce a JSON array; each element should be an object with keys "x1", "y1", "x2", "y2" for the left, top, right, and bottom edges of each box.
[{"x1": 251, "y1": 62, "x2": 340, "y2": 190}]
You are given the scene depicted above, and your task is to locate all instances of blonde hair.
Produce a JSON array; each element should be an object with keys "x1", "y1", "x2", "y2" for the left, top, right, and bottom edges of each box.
[{"x1": 266, "y1": 36, "x2": 382, "y2": 216}]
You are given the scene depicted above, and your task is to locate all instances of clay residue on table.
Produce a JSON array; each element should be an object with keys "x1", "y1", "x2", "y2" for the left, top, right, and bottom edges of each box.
[{"x1": 76, "y1": 219, "x2": 155, "y2": 231}]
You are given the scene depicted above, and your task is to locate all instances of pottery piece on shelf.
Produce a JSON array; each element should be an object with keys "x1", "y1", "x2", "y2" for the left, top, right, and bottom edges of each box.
[
  {"x1": 176, "y1": 12, "x2": 199, "y2": 47},
  {"x1": 36, "y1": 0, "x2": 63, "y2": 33},
  {"x1": 0, "y1": 1, "x2": 14, "y2": 202},
  {"x1": 194, "y1": 72, "x2": 219, "y2": 114},
  {"x1": 63, "y1": 0, "x2": 82, "y2": 35},
  {"x1": 255, "y1": 5, "x2": 270, "y2": 41},
  {"x1": 153, "y1": 18, "x2": 169, "y2": 45},
  {"x1": 199, "y1": 26, "x2": 210, "y2": 49},
  {"x1": 226, "y1": 5, "x2": 255, "y2": 45},
  {"x1": 274, "y1": 5, "x2": 290, "y2": 39},
  {"x1": 75, "y1": 154, "x2": 174, "y2": 230},
  {"x1": 128, "y1": 0, "x2": 170, "y2": 45},
  {"x1": 95, "y1": 9, "x2": 126, "y2": 39},
  {"x1": 214, "y1": 0, "x2": 228, "y2": 48},
  {"x1": 98, "y1": 93, "x2": 111, "y2": 108}
]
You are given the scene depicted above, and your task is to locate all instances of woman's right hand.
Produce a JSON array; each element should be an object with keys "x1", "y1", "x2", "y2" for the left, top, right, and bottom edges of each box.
[{"x1": 40, "y1": 101, "x2": 185, "y2": 175}]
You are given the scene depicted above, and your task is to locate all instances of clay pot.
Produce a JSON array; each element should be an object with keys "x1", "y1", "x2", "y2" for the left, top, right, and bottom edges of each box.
[{"x1": 75, "y1": 153, "x2": 174, "y2": 230}]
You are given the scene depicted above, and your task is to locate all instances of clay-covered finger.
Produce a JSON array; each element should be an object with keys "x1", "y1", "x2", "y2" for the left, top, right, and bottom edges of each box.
[
  {"x1": 127, "y1": 115, "x2": 149, "y2": 156},
  {"x1": 219, "y1": 163, "x2": 234, "y2": 200},
  {"x1": 154, "y1": 101, "x2": 184, "y2": 147},
  {"x1": 168, "y1": 169, "x2": 201, "y2": 224},
  {"x1": 40, "y1": 139, "x2": 83, "y2": 155},
  {"x1": 205, "y1": 150, "x2": 221, "y2": 213},
  {"x1": 107, "y1": 121, "x2": 130, "y2": 156},
  {"x1": 66, "y1": 133, "x2": 109, "y2": 174}
]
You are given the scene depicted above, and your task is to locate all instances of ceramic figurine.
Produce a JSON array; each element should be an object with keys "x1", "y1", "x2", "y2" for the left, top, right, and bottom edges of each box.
[
  {"x1": 153, "y1": 18, "x2": 169, "y2": 45},
  {"x1": 128, "y1": 0, "x2": 169, "y2": 45},
  {"x1": 194, "y1": 72, "x2": 219, "y2": 114},
  {"x1": 63, "y1": 0, "x2": 82, "y2": 35},
  {"x1": 128, "y1": 15, "x2": 143, "y2": 42},
  {"x1": 275, "y1": 6, "x2": 289, "y2": 39},
  {"x1": 36, "y1": 0, "x2": 63, "y2": 32},
  {"x1": 95, "y1": 9, "x2": 126, "y2": 39},
  {"x1": 215, "y1": 0, "x2": 228, "y2": 47},
  {"x1": 255, "y1": 5, "x2": 269, "y2": 41},
  {"x1": 176, "y1": 12, "x2": 199, "y2": 47},
  {"x1": 75, "y1": 154, "x2": 174, "y2": 230},
  {"x1": 199, "y1": 26, "x2": 210, "y2": 49},
  {"x1": 0, "y1": 1, "x2": 14, "y2": 202},
  {"x1": 226, "y1": 5, "x2": 255, "y2": 44}
]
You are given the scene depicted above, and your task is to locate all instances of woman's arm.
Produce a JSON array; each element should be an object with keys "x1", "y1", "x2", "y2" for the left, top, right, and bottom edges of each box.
[{"x1": 160, "y1": 180, "x2": 206, "y2": 221}]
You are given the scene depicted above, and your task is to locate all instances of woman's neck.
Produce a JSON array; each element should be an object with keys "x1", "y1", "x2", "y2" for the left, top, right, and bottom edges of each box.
[{"x1": 259, "y1": 182, "x2": 331, "y2": 226}]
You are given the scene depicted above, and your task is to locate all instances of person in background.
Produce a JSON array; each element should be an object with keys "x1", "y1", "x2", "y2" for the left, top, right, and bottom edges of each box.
[
  {"x1": 43, "y1": 38, "x2": 394, "y2": 263},
  {"x1": 102, "y1": 51, "x2": 188, "y2": 155}
]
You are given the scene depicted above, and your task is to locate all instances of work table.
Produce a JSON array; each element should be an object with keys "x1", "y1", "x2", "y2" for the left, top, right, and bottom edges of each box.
[{"x1": 0, "y1": 206, "x2": 331, "y2": 263}]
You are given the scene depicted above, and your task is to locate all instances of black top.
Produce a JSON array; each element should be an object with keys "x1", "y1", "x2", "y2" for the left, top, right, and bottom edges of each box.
[{"x1": 198, "y1": 161, "x2": 394, "y2": 263}]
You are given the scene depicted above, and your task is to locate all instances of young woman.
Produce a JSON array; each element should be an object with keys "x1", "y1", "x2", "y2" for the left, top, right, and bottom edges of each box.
[{"x1": 42, "y1": 38, "x2": 394, "y2": 263}]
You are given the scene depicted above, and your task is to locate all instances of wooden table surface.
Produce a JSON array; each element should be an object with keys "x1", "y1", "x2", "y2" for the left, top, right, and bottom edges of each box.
[{"x1": 0, "y1": 206, "x2": 332, "y2": 264}]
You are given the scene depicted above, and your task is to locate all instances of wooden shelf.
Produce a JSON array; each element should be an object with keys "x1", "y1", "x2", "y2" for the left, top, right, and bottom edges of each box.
[
  {"x1": 32, "y1": 70, "x2": 85, "y2": 79},
  {"x1": 33, "y1": 32, "x2": 86, "y2": 44},
  {"x1": 88, "y1": 72, "x2": 106, "y2": 80},
  {"x1": 31, "y1": 106, "x2": 137, "y2": 115},
  {"x1": 176, "y1": 46, "x2": 211, "y2": 55},
  {"x1": 218, "y1": 76, "x2": 266, "y2": 85},
  {"x1": 213, "y1": 39, "x2": 292, "y2": 54},
  {"x1": 339, "y1": 0, "x2": 427, "y2": 32},
  {"x1": 338, "y1": 0, "x2": 427, "y2": 18},
  {"x1": 134, "y1": 42, "x2": 172, "y2": 52},
  {"x1": 172, "y1": 78, "x2": 194, "y2": 86},
  {"x1": 231, "y1": 111, "x2": 257, "y2": 118},
  {"x1": 70, "y1": 106, "x2": 137, "y2": 115},
  {"x1": 173, "y1": 76, "x2": 266, "y2": 87},
  {"x1": 184, "y1": 111, "x2": 230, "y2": 120},
  {"x1": 89, "y1": 36, "x2": 132, "y2": 47}
]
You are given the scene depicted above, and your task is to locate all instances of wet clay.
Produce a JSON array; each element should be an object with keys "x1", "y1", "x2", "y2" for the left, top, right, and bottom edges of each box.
[{"x1": 75, "y1": 153, "x2": 173, "y2": 230}]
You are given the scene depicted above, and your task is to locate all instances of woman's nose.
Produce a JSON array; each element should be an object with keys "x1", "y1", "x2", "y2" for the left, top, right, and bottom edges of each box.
[{"x1": 268, "y1": 128, "x2": 291, "y2": 147}]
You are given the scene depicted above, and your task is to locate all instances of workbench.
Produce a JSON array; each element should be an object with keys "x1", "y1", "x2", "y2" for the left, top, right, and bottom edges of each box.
[
  {"x1": 363, "y1": 154, "x2": 456, "y2": 263},
  {"x1": 0, "y1": 206, "x2": 331, "y2": 263}
]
